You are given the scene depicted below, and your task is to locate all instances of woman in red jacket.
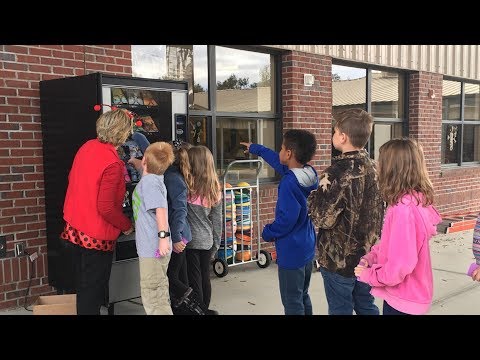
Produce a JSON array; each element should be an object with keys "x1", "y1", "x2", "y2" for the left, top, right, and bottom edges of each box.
[{"x1": 61, "y1": 109, "x2": 134, "y2": 315}]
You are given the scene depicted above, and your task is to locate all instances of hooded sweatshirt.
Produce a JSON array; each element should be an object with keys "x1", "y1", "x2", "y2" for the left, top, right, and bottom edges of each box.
[
  {"x1": 358, "y1": 192, "x2": 442, "y2": 315},
  {"x1": 249, "y1": 144, "x2": 318, "y2": 269}
]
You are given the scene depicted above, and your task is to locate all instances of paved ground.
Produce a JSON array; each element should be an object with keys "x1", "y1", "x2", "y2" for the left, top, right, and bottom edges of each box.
[{"x1": 1, "y1": 229, "x2": 478, "y2": 315}]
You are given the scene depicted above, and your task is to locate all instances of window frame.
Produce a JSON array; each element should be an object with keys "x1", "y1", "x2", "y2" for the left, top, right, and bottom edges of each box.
[
  {"x1": 332, "y1": 60, "x2": 409, "y2": 159},
  {"x1": 187, "y1": 45, "x2": 283, "y2": 182},
  {"x1": 442, "y1": 78, "x2": 480, "y2": 167}
]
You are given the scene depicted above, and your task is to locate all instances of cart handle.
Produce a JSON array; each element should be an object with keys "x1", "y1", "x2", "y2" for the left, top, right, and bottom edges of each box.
[{"x1": 222, "y1": 159, "x2": 263, "y2": 183}]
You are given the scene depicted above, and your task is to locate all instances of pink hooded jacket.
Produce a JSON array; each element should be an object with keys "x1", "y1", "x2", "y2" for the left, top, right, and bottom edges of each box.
[{"x1": 358, "y1": 192, "x2": 442, "y2": 315}]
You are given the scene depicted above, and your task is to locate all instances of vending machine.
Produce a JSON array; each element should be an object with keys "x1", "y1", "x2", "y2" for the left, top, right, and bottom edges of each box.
[{"x1": 40, "y1": 73, "x2": 188, "y2": 312}]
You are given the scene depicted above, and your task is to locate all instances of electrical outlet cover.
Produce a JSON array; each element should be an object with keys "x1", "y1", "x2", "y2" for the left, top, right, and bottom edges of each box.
[
  {"x1": 14, "y1": 242, "x2": 25, "y2": 257},
  {"x1": 0, "y1": 236, "x2": 6, "y2": 258},
  {"x1": 29, "y1": 252, "x2": 38, "y2": 262}
]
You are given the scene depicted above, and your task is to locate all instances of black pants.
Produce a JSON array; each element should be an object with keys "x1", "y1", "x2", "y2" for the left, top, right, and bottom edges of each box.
[
  {"x1": 167, "y1": 249, "x2": 189, "y2": 299},
  {"x1": 62, "y1": 240, "x2": 113, "y2": 315},
  {"x1": 186, "y1": 249, "x2": 212, "y2": 308},
  {"x1": 383, "y1": 300, "x2": 409, "y2": 315}
]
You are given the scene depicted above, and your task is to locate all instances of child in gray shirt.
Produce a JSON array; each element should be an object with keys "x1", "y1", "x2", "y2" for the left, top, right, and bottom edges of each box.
[{"x1": 131, "y1": 142, "x2": 174, "y2": 315}]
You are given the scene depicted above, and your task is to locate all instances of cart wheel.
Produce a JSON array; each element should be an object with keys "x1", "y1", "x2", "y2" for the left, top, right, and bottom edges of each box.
[
  {"x1": 257, "y1": 250, "x2": 272, "y2": 268},
  {"x1": 213, "y1": 259, "x2": 229, "y2": 277}
]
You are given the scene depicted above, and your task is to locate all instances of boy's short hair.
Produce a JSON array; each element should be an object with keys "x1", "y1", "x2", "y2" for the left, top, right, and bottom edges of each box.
[
  {"x1": 143, "y1": 142, "x2": 174, "y2": 175},
  {"x1": 334, "y1": 108, "x2": 373, "y2": 148},
  {"x1": 283, "y1": 129, "x2": 317, "y2": 164}
]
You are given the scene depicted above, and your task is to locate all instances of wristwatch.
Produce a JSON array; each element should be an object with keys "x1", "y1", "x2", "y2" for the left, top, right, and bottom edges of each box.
[{"x1": 158, "y1": 231, "x2": 170, "y2": 238}]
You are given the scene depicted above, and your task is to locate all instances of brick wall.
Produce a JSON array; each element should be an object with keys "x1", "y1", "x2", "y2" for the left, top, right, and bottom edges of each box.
[
  {"x1": 0, "y1": 45, "x2": 131, "y2": 310},
  {"x1": 409, "y1": 72, "x2": 480, "y2": 216},
  {"x1": 408, "y1": 72, "x2": 443, "y2": 180},
  {"x1": 281, "y1": 51, "x2": 332, "y2": 172}
]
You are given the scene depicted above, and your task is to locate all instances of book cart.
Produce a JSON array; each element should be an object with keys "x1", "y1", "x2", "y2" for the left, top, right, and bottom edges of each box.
[{"x1": 212, "y1": 160, "x2": 272, "y2": 277}]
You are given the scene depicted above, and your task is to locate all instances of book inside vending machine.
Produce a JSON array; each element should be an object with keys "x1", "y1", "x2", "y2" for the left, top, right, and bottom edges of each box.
[{"x1": 40, "y1": 72, "x2": 188, "y2": 313}]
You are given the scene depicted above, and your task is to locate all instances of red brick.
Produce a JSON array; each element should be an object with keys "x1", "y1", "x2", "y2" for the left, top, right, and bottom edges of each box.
[
  {"x1": 52, "y1": 67, "x2": 75, "y2": 75},
  {"x1": 2, "y1": 207, "x2": 26, "y2": 216},
  {"x1": 3, "y1": 259, "x2": 12, "y2": 283},
  {"x1": 52, "y1": 50, "x2": 75, "y2": 59},
  {"x1": 106, "y1": 65, "x2": 124, "y2": 73},
  {"x1": 15, "y1": 231, "x2": 39, "y2": 240},
  {"x1": 0, "y1": 300, "x2": 18, "y2": 310},
  {"x1": 11, "y1": 258, "x2": 19, "y2": 282},
  {"x1": 5, "y1": 46, "x2": 28, "y2": 54},
  {"x1": 40, "y1": 57, "x2": 63, "y2": 66},
  {"x1": 3, "y1": 62, "x2": 28, "y2": 71},
  {"x1": 63, "y1": 59, "x2": 85, "y2": 68},
  {"x1": 28, "y1": 48, "x2": 52, "y2": 57},
  {"x1": 14, "y1": 198, "x2": 37, "y2": 207},
  {"x1": 5, "y1": 79, "x2": 29, "y2": 88},
  {"x1": 86, "y1": 62, "x2": 105, "y2": 71}
]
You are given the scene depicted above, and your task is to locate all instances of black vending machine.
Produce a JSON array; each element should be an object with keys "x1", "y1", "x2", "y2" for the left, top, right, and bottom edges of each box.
[{"x1": 40, "y1": 72, "x2": 188, "y2": 313}]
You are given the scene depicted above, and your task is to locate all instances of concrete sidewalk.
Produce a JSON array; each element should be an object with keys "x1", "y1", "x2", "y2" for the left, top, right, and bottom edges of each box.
[{"x1": 1, "y1": 230, "x2": 479, "y2": 315}]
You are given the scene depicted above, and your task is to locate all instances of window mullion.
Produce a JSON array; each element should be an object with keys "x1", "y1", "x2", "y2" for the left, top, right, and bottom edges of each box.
[{"x1": 459, "y1": 82, "x2": 465, "y2": 165}]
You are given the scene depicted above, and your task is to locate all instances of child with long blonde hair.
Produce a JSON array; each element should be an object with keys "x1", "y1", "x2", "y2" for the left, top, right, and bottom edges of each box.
[
  {"x1": 185, "y1": 145, "x2": 222, "y2": 315},
  {"x1": 164, "y1": 140, "x2": 206, "y2": 315},
  {"x1": 354, "y1": 138, "x2": 441, "y2": 315}
]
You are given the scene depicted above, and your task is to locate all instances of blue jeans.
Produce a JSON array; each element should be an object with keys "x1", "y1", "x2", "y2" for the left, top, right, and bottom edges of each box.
[
  {"x1": 278, "y1": 261, "x2": 313, "y2": 315},
  {"x1": 319, "y1": 267, "x2": 379, "y2": 315}
]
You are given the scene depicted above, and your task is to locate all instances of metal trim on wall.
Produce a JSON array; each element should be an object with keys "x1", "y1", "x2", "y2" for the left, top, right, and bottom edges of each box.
[{"x1": 263, "y1": 45, "x2": 480, "y2": 81}]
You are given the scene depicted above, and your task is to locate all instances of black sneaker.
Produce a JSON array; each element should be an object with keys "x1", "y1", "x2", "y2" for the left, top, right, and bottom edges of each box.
[
  {"x1": 172, "y1": 287, "x2": 193, "y2": 308},
  {"x1": 206, "y1": 309, "x2": 219, "y2": 315}
]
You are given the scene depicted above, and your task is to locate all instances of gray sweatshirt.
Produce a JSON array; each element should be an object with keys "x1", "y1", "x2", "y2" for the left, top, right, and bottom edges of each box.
[{"x1": 186, "y1": 195, "x2": 222, "y2": 251}]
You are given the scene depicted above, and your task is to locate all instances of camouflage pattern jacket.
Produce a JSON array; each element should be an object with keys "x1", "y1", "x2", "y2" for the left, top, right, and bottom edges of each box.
[{"x1": 307, "y1": 150, "x2": 384, "y2": 277}]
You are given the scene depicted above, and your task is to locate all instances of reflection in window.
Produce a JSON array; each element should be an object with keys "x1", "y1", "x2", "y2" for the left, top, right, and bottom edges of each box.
[
  {"x1": 132, "y1": 45, "x2": 167, "y2": 79},
  {"x1": 188, "y1": 116, "x2": 208, "y2": 147},
  {"x1": 372, "y1": 123, "x2": 403, "y2": 159},
  {"x1": 442, "y1": 80, "x2": 461, "y2": 120},
  {"x1": 462, "y1": 124, "x2": 480, "y2": 162},
  {"x1": 371, "y1": 71, "x2": 404, "y2": 118},
  {"x1": 441, "y1": 124, "x2": 459, "y2": 164},
  {"x1": 441, "y1": 79, "x2": 480, "y2": 165},
  {"x1": 133, "y1": 45, "x2": 280, "y2": 180},
  {"x1": 215, "y1": 47, "x2": 274, "y2": 113},
  {"x1": 216, "y1": 118, "x2": 275, "y2": 180},
  {"x1": 332, "y1": 65, "x2": 366, "y2": 115},
  {"x1": 131, "y1": 45, "x2": 208, "y2": 110},
  {"x1": 191, "y1": 46, "x2": 208, "y2": 110},
  {"x1": 332, "y1": 64, "x2": 406, "y2": 160},
  {"x1": 464, "y1": 83, "x2": 480, "y2": 121}
]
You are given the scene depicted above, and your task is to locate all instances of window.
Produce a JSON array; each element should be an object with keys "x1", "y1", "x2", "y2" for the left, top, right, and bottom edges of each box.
[
  {"x1": 442, "y1": 80, "x2": 480, "y2": 165},
  {"x1": 215, "y1": 47, "x2": 274, "y2": 113},
  {"x1": 188, "y1": 115, "x2": 209, "y2": 147},
  {"x1": 332, "y1": 64, "x2": 407, "y2": 159},
  {"x1": 132, "y1": 45, "x2": 208, "y2": 110},
  {"x1": 216, "y1": 118, "x2": 276, "y2": 180},
  {"x1": 132, "y1": 45, "x2": 280, "y2": 180}
]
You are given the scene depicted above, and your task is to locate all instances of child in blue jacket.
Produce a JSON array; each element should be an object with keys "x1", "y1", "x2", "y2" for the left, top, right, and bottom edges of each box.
[{"x1": 241, "y1": 129, "x2": 318, "y2": 315}]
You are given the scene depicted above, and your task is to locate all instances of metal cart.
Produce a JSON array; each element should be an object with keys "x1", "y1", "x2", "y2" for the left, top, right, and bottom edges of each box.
[{"x1": 213, "y1": 159, "x2": 272, "y2": 277}]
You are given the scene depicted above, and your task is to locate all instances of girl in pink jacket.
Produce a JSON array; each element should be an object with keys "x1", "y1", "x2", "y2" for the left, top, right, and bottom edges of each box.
[{"x1": 354, "y1": 138, "x2": 441, "y2": 315}]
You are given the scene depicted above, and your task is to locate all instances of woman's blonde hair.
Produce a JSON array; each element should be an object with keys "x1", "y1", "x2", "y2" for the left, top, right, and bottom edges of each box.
[
  {"x1": 378, "y1": 138, "x2": 434, "y2": 206},
  {"x1": 187, "y1": 145, "x2": 220, "y2": 207},
  {"x1": 96, "y1": 109, "x2": 132, "y2": 147},
  {"x1": 170, "y1": 141, "x2": 193, "y2": 192},
  {"x1": 144, "y1": 142, "x2": 174, "y2": 175}
]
